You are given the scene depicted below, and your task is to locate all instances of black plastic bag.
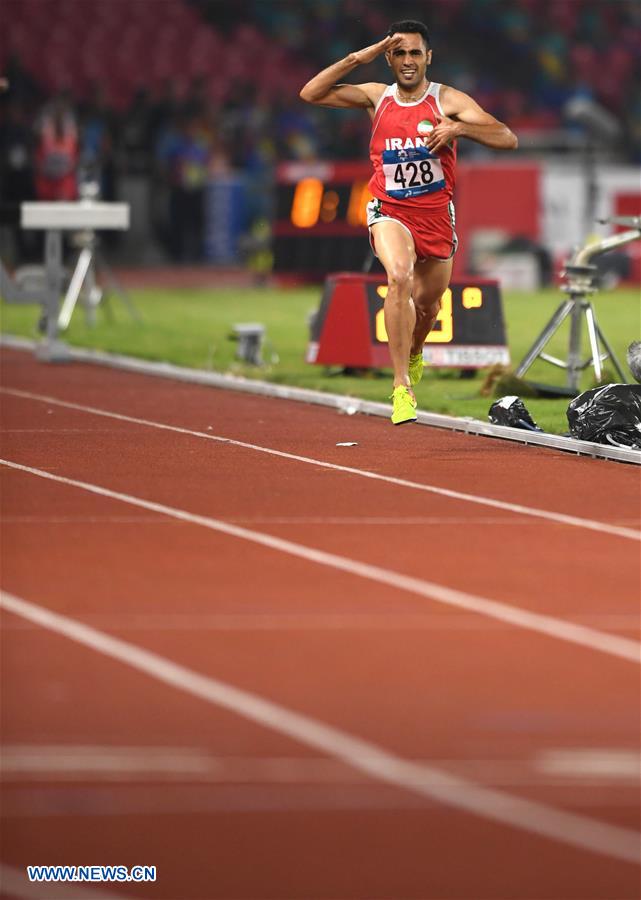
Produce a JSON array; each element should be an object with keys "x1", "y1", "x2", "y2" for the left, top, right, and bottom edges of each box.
[
  {"x1": 488, "y1": 396, "x2": 542, "y2": 432},
  {"x1": 567, "y1": 384, "x2": 641, "y2": 449}
]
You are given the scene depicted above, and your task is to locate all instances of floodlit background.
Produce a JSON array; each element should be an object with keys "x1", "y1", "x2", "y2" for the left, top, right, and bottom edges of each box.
[{"x1": 1, "y1": 0, "x2": 640, "y2": 429}]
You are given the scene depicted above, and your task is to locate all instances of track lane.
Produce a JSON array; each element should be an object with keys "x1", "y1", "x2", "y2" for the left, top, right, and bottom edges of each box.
[
  {"x1": 3, "y1": 596, "x2": 636, "y2": 897},
  {"x1": 2, "y1": 456, "x2": 639, "y2": 660},
  {"x1": 1, "y1": 393, "x2": 639, "y2": 640},
  {"x1": 3, "y1": 385, "x2": 638, "y2": 542},
  {"x1": 1, "y1": 469, "x2": 638, "y2": 824},
  {"x1": 2, "y1": 347, "x2": 639, "y2": 526},
  {"x1": 2, "y1": 348, "x2": 640, "y2": 898}
]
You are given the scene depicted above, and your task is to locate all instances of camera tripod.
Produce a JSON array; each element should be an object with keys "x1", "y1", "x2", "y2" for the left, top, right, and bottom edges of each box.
[
  {"x1": 515, "y1": 216, "x2": 641, "y2": 394},
  {"x1": 58, "y1": 227, "x2": 140, "y2": 331}
]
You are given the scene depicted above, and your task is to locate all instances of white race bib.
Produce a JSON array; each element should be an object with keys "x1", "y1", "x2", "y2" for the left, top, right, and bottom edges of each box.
[{"x1": 382, "y1": 146, "x2": 445, "y2": 200}]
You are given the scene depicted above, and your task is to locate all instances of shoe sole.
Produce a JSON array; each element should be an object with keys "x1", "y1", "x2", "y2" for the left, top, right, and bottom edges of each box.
[{"x1": 392, "y1": 416, "x2": 417, "y2": 425}]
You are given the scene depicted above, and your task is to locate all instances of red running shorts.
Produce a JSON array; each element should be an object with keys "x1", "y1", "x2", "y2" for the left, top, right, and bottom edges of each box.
[{"x1": 367, "y1": 197, "x2": 458, "y2": 262}]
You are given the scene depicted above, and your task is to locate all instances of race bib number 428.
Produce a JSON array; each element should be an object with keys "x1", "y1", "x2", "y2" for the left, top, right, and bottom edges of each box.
[{"x1": 382, "y1": 146, "x2": 445, "y2": 200}]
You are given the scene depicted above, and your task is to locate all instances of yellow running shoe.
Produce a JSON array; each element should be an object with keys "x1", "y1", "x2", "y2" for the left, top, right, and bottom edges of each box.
[
  {"x1": 408, "y1": 352, "x2": 424, "y2": 387},
  {"x1": 390, "y1": 385, "x2": 417, "y2": 425}
]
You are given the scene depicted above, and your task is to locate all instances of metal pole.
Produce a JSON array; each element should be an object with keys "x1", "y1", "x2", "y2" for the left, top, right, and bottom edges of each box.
[
  {"x1": 566, "y1": 299, "x2": 583, "y2": 391},
  {"x1": 44, "y1": 230, "x2": 63, "y2": 344},
  {"x1": 58, "y1": 246, "x2": 93, "y2": 330},
  {"x1": 594, "y1": 316, "x2": 628, "y2": 382},
  {"x1": 571, "y1": 219, "x2": 641, "y2": 267},
  {"x1": 95, "y1": 252, "x2": 141, "y2": 323},
  {"x1": 514, "y1": 300, "x2": 574, "y2": 377},
  {"x1": 583, "y1": 303, "x2": 602, "y2": 382}
]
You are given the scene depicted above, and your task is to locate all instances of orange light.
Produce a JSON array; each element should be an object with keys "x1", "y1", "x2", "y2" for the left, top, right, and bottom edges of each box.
[
  {"x1": 291, "y1": 178, "x2": 323, "y2": 228},
  {"x1": 347, "y1": 181, "x2": 373, "y2": 227}
]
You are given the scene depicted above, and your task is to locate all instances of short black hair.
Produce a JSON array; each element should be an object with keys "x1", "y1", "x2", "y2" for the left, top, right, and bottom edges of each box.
[{"x1": 386, "y1": 20, "x2": 431, "y2": 49}]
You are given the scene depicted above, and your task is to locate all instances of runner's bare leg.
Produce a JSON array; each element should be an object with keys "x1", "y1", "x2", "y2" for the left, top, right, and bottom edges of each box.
[
  {"x1": 411, "y1": 256, "x2": 454, "y2": 352},
  {"x1": 370, "y1": 220, "x2": 416, "y2": 388}
]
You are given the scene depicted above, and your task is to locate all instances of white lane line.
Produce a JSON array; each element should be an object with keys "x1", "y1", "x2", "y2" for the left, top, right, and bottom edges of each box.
[
  {"x1": 4, "y1": 611, "x2": 639, "y2": 634},
  {"x1": 0, "y1": 863, "x2": 133, "y2": 900},
  {"x1": 2, "y1": 516, "x2": 168, "y2": 524},
  {"x1": 1, "y1": 591, "x2": 639, "y2": 865},
  {"x1": 1, "y1": 458, "x2": 639, "y2": 664},
  {"x1": 6, "y1": 514, "x2": 626, "y2": 526},
  {"x1": 2, "y1": 387, "x2": 639, "y2": 542},
  {"x1": 536, "y1": 749, "x2": 641, "y2": 780},
  {"x1": 0, "y1": 745, "x2": 219, "y2": 778},
  {"x1": 3, "y1": 746, "x2": 639, "y2": 787},
  {"x1": 0, "y1": 747, "x2": 384, "y2": 784}
]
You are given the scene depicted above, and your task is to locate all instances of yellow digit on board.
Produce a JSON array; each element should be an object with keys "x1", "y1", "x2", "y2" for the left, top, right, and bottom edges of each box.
[
  {"x1": 462, "y1": 286, "x2": 482, "y2": 309},
  {"x1": 426, "y1": 288, "x2": 453, "y2": 343},
  {"x1": 375, "y1": 285, "x2": 388, "y2": 341}
]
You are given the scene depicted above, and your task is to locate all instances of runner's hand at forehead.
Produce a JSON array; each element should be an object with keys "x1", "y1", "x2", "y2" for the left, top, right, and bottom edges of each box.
[{"x1": 352, "y1": 34, "x2": 403, "y2": 66}]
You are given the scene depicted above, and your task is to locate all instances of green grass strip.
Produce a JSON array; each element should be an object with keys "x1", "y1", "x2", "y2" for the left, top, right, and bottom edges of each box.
[{"x1": 2, "y1": 285, "x2": 638, "y2": 435}]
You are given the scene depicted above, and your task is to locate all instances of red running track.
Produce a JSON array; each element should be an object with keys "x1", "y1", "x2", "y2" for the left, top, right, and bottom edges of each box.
[{"x1": 0, "y1": 346, "x2": 640, "y2": 900}]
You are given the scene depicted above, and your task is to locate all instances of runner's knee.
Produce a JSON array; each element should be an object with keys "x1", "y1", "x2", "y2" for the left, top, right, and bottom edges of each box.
[
  {"x1": 386, "y1": 265, "x2": 413, "y2": 293},
  {"x1": 414, "y1": 289, "x2": 442, "y2": 316}
]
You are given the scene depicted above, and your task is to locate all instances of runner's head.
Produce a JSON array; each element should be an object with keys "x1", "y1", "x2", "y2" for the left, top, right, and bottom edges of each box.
[{"x1": 385, "y1": 21, "x2": 432, "y2": 91}]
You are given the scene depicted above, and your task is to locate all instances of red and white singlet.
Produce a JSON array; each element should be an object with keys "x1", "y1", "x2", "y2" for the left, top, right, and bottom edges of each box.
[{"x1": 368, "y1": 82, "x2": 456, "y2": 211}]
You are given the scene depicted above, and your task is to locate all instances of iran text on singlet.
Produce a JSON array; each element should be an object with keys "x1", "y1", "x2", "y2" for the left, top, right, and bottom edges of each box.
[{"x1": 368, "y1": 82, "x2": 456, "y2": 208}]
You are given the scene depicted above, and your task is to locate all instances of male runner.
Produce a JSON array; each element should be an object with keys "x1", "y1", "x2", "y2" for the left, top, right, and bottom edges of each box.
[{"x1": 300, "y1": 20, "x2": 518, "y2": 424}]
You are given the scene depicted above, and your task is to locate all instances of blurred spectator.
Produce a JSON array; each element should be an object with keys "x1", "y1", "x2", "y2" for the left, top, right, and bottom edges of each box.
[
  {"x1": 156, "y1": 113, "x2": 215, "y2": 261},
  {"x1": 2, "y1": 54, "x2": 39, "y2": 107},
  {"x1": 33, "y1": 92, "x2": 78, "y2": 201},
  {"x1": 0, "y1": 97, "x2": 36, "y2": 257},
  {"x1": 183, "y1": 76, "x2": 210, "y2": 120},
  {"x1": 117, "y1": 87, "x2": 154, "y2": 175},
  {"x1": 150, "y1": 79, "x2": 184, "y2": 138},
  {"x1": 0, "y1": 98, "x2": 34, "y2": 204},
  {"x1": 79, "y1": 83, "x2": 116, "y2": 201},
  {"x1": 273, "y1": 97, "x2": 320, "y2": 160}
]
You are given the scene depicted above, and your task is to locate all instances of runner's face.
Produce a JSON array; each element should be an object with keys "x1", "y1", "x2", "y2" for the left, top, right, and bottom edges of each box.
[{"x1": 387, "y1": 33, "x2": 431, "y2": 90}]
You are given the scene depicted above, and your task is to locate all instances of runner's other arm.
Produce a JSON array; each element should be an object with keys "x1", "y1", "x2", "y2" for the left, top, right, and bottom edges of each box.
[{"x1": 428, "y1": 87, "x2": 518, "y2": 152}]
